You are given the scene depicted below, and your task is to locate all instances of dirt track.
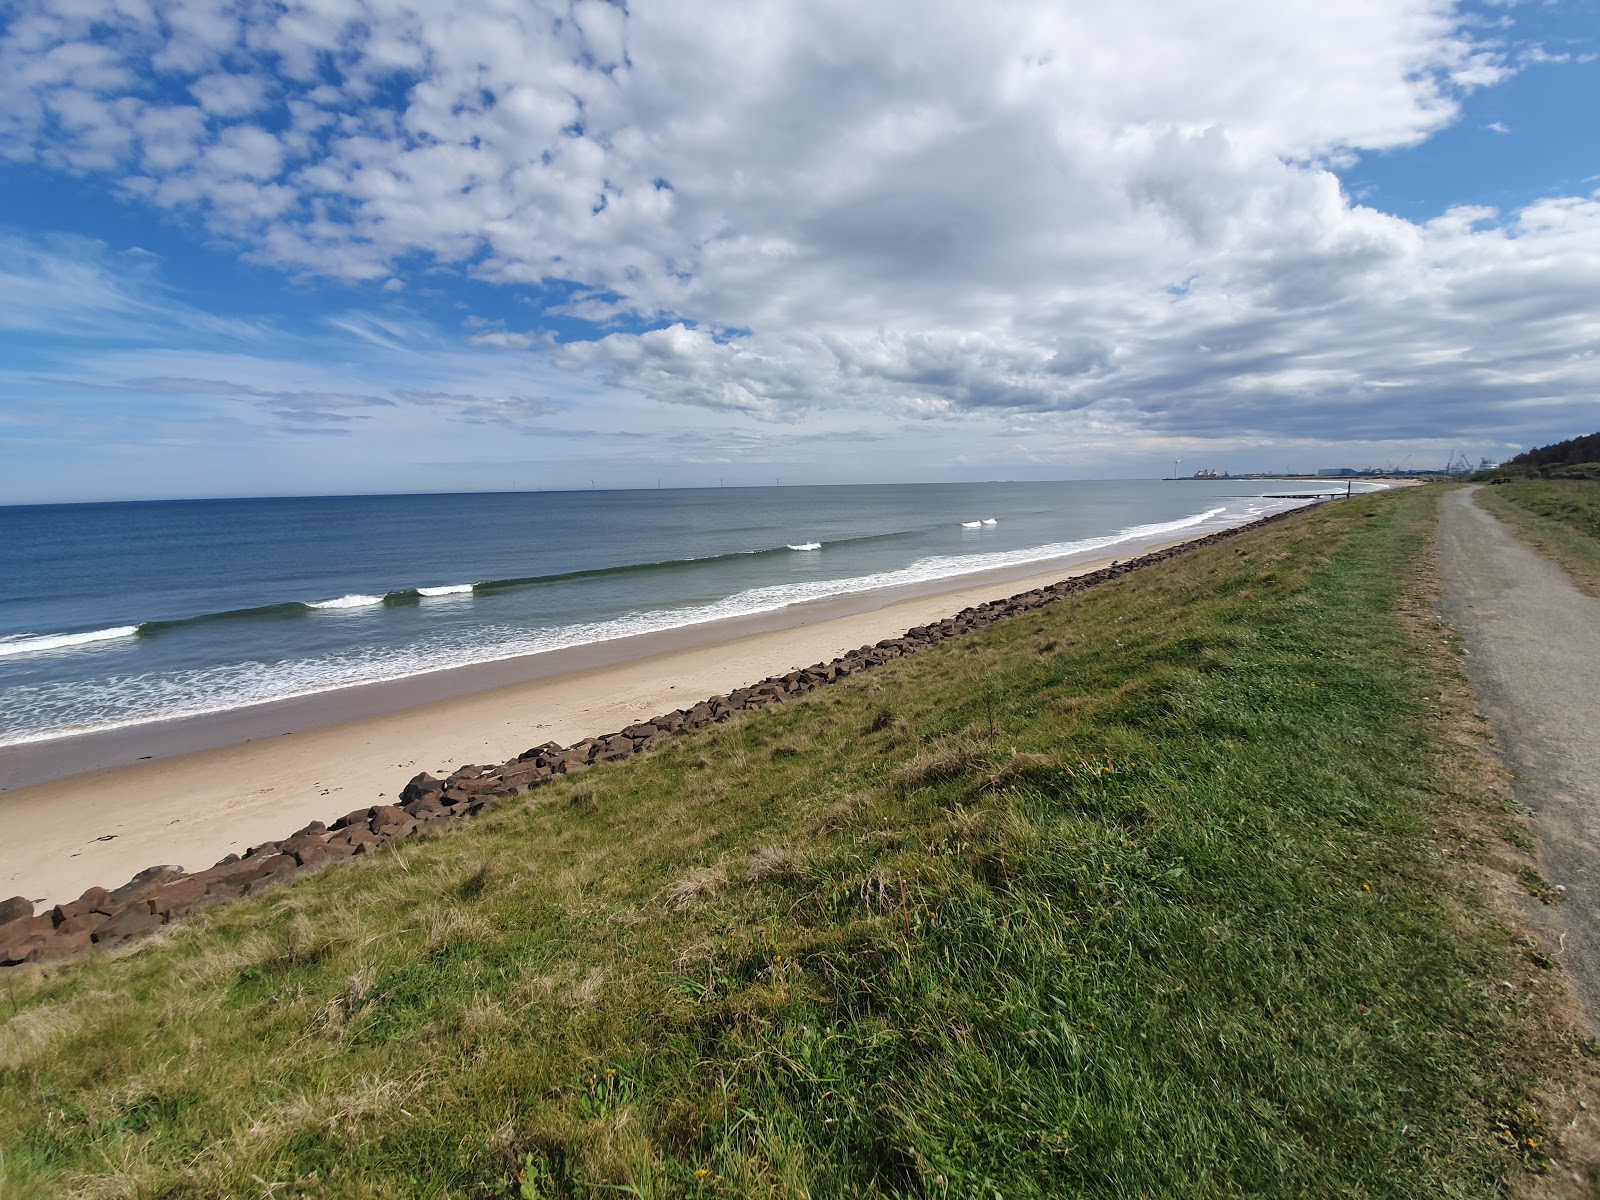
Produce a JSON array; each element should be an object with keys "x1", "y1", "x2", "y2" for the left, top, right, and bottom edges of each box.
[{"x1": 1438, "y1": 487, "x2": 1600, "y2": 1030}]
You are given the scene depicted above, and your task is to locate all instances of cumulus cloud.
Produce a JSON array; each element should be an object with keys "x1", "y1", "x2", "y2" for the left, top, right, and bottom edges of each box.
[{"x1": 0, "y1": 0, "x2": 1594, "y2": 455}]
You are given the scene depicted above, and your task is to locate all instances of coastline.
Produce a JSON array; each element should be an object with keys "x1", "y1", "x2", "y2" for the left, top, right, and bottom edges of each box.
[{"x1": 0, "y1": 519, "x2": 1273, "y2": 908}]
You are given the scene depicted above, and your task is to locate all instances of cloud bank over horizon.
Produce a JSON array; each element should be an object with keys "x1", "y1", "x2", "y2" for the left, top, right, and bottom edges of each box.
[{"x1": 1, "y1": 0, "x2": 1596, "y2": 499}]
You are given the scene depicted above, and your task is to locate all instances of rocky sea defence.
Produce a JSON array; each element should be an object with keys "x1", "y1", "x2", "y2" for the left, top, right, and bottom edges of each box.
[{"x1": 0, "y1": 507, "x2": 1304, "y2": 968}]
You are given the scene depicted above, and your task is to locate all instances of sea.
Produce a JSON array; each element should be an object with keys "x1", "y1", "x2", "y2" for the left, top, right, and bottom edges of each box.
[{"x1": 0, "y1": 479, "x2": 1369, "y2": 747}]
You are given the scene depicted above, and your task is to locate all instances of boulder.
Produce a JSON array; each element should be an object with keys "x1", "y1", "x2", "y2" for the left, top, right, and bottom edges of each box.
[
  {"x1": 147, "y1": 878, "x2": 208, "y2": 921},
  {"x1": 0, "y1": 915, "x2": 54, "y2": 966},
  {"x1": 240, "y1": 854, "x2": 299, "y2": 893},
  {"x1": 501, "y1": 762, "x2": 551, "y2": 788},
  {"x1": 92, "y1": 905, "x2": 162, "y2": 944},
  {"x1": 26, "y1": 930, "x2": 93, "y2": 962},
  {"x1": 53, "y1": 886, "x2": 113, "y2": 924},
  {"x1": 196, "y1": 852, "x2": 295, "y2": 893},
  {"x1": 400, "y1": 772, "x2": 445, "y2": 802},
  {"x1": 367, "y1": 804, "x2": 410, "y2": 833},
  {"x1": 331, "y1": 806, "x2": 376, "y2": 832},
  {"x1": 281, "y1": 831, "x2": 329, "y2": 858},
  {"x1": 1, "y1": 934, "x2": 51, "y2": 967},
  {"x1": 403, "y1": 794, "x2": 448, "y2": 819},
  {"x1": 56, "y1": 912, "x2": 108, "y2": 937},
  {"x1": 108, "y1": 865, "x2": 185, "y2": 907},
  {"x1": 328, "y1": 826, "x2": 381, "y2": 853},
  {"x1": 0, "y1": 896, "x2": 31, "y2": 926}
]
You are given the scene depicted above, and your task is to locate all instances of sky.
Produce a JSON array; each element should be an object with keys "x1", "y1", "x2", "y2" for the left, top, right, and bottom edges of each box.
[{"x1": 0, "y1": 0, "x2": 1597, "y2": 503}]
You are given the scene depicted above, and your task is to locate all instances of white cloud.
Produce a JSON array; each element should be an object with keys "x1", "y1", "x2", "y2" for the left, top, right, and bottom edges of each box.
[{"x1": 0, "y1": 0, "x2": 1594, "y2": 461}]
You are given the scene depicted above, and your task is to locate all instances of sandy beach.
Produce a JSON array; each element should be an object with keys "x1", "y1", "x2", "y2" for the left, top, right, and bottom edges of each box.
[{"x1": 0, "y1": 530, "x2": 1227, "y2": 908}]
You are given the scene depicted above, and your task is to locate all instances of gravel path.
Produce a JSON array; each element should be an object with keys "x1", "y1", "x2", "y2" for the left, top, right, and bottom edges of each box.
[{"x1": 1438, "y1": 486, "x2": 1600, "y2": 1029}]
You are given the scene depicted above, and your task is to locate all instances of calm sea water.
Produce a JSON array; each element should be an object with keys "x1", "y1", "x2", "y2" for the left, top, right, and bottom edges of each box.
[{"x1": 0, "y1": 480, "x2": 1357, "y2": 745}]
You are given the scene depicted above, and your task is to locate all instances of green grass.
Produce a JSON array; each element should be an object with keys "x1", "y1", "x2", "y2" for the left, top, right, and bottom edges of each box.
[
  {"x1": 0, "y1": 487, "x2": 1572, "y2": 1198},
  {"x1": 1475, "y1": 479, "x2": 1600, "y2": 596}
]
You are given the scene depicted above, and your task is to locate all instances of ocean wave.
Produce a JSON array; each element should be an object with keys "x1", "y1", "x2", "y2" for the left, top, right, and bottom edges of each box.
[
  {"x1": 28, "y1": 534, "x2": 947, "y2": 648},
  {"x1": 960, "y1": 521, "x2": 982, "y2": 529},
  {"x1": 0, "y1": 626, "x2": 139, "y2": 660},
  {"x1": 307, "y1": 594, "x2": 385, "y2": 610},
  {"x1": 982, "y1": 518, "x2": 998, "y2": 526},
  {"x1": 0, "y1": 500, "x2": 1266, "y2": 746}
]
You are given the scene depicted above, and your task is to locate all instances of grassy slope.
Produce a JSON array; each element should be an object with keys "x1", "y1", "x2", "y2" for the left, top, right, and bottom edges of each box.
[
  {"x1": 1475, "y1": 480, "x2": 1600, "y2": 597},
  {"x1": 0, "y1": 487, "x2": 1572, "y2": 1199}
]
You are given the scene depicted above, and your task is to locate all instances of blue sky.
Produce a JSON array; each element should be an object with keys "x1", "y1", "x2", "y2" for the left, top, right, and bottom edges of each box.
[{"x1": 1, "y1": 0, "x2": 1597, "y2": 503}]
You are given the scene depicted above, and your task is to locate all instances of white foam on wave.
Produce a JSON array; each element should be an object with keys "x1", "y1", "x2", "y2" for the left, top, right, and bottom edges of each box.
[
  {"x1": 0, "y1": 626, "x2": 139, "y2": 660},
  {"x1": 982, "y1": 518, "x2": 998, "y2": 526},
  {"x1": 0, "y1": 501, "x2": 1272, "y2": 747},
  {"x1": 417, "y1": 584, "x2": 475, "y2": 597},
  {"x1": 788, "y1": 542, "x2": 822, "y2": 552},
  {"x1": 307, "y1": 593, "x2": 385, "y2": 610},
  {"x1": 960, "y1": 521, "x2": 982, "y2": 529}
]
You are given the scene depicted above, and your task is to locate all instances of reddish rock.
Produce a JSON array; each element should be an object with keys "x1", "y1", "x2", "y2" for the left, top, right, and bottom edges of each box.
[
  {"x1": 400, "y1": 771, "x2": 445, "y2": 802},
  {"x1": 0, "y1": 896, "x2": 32, "y2": 926},
  {"x1": 403, "y1": 794, "x2": 448, "y2": 819},
  {"x1": 328, "y1": 826, "x2": 380, "y2": 853},
  {"x1": 27, "y1": 930, "x2": 94, "y2": 962},
  {"x1": 147, "y1": 878, "x2": 208, "y2": 920},
  {"x1": 331, "y1": 806, "x2": 376, "y2": 832},
  {"x1": 223, "y1": 854, "x2": 298, "y2": 895},
  {"x1": 53, "y1": 886, "x2": 112, "y2": 924},
  {"x1": 56, "y1": 912, "x2": 107, "y2": 937},
  {"x1": 92, "y1": 905, "x2": 162, "y2": 943},
  {"x1": 0, "y1": 914, "x2": 54, "y2": 965},
  {"x1": 368, "y1": 804, "x2": 410, "y2": 833},
  {"x1": 196, "y1": 852, "x2": 294, "y2": 893},
  {"x1": 280, "y1": 831, "x2": 329, "y2": 860},
  {"x1": 108, "y1": 865, "x2": 185, "y2": 906},
  {"x1": 1, "y1": 914, "x2": 54, "y2": 943},
  {"x1": 501, "y1": 761, "x2": 550, "y2": 786}
]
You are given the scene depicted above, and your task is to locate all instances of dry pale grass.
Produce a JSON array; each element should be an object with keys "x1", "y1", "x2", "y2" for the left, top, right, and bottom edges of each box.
[
  {"x1": 0, "y1": 988, "x2": 131, "y2": 1071},
  {"x1": 515, "y1": 965, "x2": 608, "y2": 1009},
  {"x1": 813, "y1": 791, "x2": 873, "y2": 832},
  {"x1": 743, "y1": 845, "x2": 801, "y2": 883},
  {"x1": 458, "y1": 996, "x2": 513, "y2": 1041},
  {"x1": 235, "y1": 1071, "x2": 425, "y2": 1154},
  {"x1": 663, "y1": 864, "x2": 729, "y2": 911},
  {"x1": 421, "y1": 903, "x2": 500, "y2": 954},
  {"x1": 892, "y1": 737, "x2": 990, "y2": 792}
]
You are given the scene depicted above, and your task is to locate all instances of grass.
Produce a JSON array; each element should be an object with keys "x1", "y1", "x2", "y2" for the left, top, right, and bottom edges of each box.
[
  {"x1": 1475, "y1": 479, "x2": 1600, "y2": 596},
  {"x1": 0, "y1": 486, "x2": 1587, "y2": 1198}
]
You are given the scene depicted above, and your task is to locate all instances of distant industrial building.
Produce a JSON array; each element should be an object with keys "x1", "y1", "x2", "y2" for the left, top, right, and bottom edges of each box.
[{"x1": 1317, "y1": 468, "x2": 1358, "y2": 477}]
